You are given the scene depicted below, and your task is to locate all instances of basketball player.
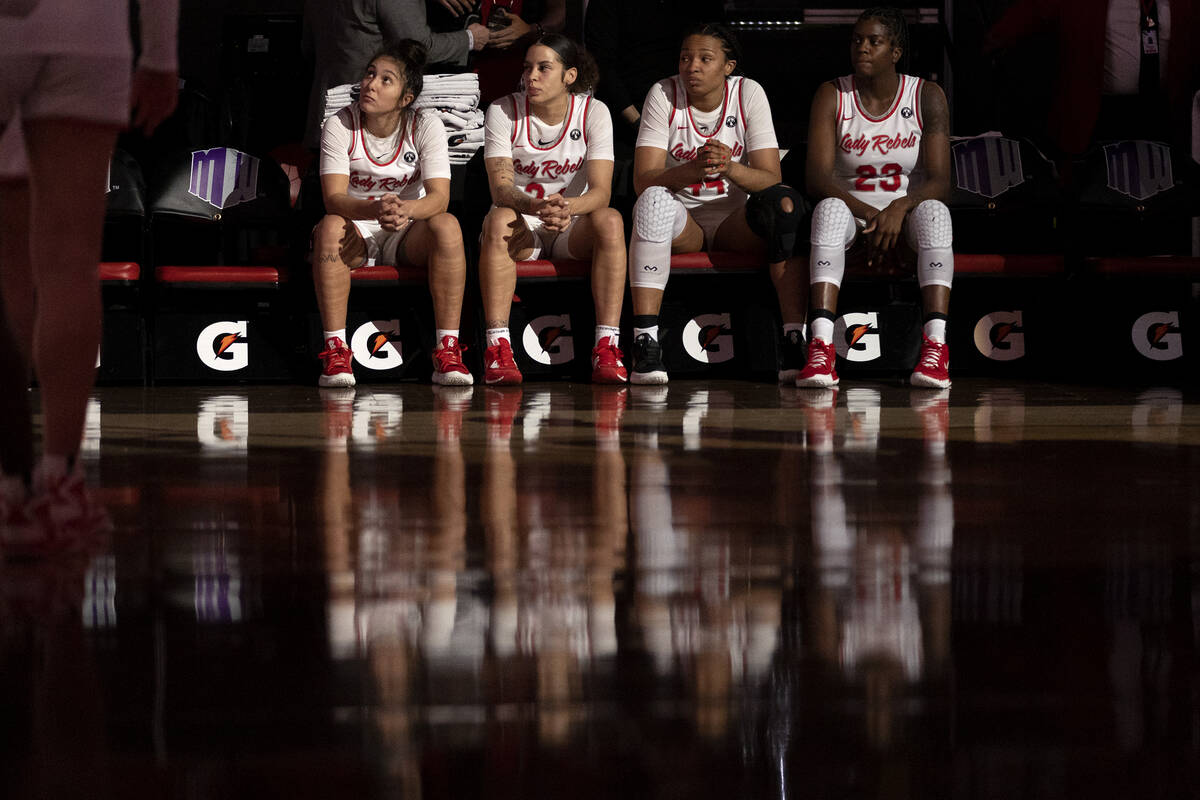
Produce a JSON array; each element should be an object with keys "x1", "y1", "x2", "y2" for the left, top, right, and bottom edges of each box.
[
  {"x1": 479, "y1": 34, "x2": 628, "y2": 385},
  {"x1": 0, "y1": 0, "x2": 178, "y2": 548},
  {"x1": 797, "y1": 7, "x2": 953, "y2": 390},
  {"x1": 626, "y1": 23, "x2": 809, "y2": 384},
  {"x1": 314, "y1": 40, "x2": 472, "y2": 388}
]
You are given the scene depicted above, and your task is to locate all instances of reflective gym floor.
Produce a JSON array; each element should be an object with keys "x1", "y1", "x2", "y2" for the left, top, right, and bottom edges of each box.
[{"x1": 3, "y1": 378, "x2": 1198, "y2": 799}]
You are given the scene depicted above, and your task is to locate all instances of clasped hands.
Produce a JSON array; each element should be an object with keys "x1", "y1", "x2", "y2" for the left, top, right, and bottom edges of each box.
[
  {"x1": 374, "y1": 194, "x2": 413, "y2": 231},
  {"x1": 532, "y1": 193, "x2": 571, "y2": 232}
]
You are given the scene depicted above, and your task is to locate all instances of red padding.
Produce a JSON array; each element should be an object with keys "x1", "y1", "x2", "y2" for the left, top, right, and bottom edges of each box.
[
  {"x1": 351, "y1": 264, "x2": 427, "y2": 281},
  {"x1": 516, "y1": 259, "x2": 591, "y2": 278},
  {"x1": 670, "y1": 251, "x2": 760, "y2": 271},
  {"x1": 1087, "y1": 256, "x2": 1200, "y2": 276},
  {"x1": 956, "y1": 254, "x2": 1065, "y2": 276},
  {"x1": 99, "y1": 262, "x2": 140, "y2": 281},
  {"x1": 157, "y1": 266, "x2": 282, "y2": 283}
]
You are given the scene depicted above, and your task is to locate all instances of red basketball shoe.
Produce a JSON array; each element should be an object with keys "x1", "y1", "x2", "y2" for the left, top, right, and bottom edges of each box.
[
  {"x1": 591, "y1": 337, "x2": 628, "y2": 384},
  {"x1": 432, "y1": 335, "x2": 474, "y2": 386},
  {"x1": 910, "y1": 335, "x2": 950, "y2": 389},
  {"x1": 484, "y1": 338, "x2": 523, "y2": 385},
  {"x1": 318, "y1": 337, "x2": 356, "y2": 388},
  {"x1": 795, "y1": 338, "x2": 839, "y2": 388}
]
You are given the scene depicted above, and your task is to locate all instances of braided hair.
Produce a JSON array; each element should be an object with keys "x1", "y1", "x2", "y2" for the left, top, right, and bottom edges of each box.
[
  {"x1": 681, "y1": 22, "x2": 743, "y2": 73},
  {"x1": 857, "y1": 7, "x2": 909, "y2": 71}
]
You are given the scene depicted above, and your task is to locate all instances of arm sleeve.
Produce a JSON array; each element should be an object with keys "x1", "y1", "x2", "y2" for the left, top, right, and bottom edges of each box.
[
  {"x1": 583, "y1": 1, "x2": 635, "y2": 114},
  {"x1": 136, "y1": 0, "x2": 179, "y2": 71},
  {"x1": 416, "y1": 113, "x2": 452, "y2": 180},
  {"x1": 634, "y1": 80, "x2": 673, "y2": 150},
  {"x1": 319, "y1": 109, "x2": 355, "y2": 176},
  {"x1": 741, "y1": 79, "x2": 779, "y2": 153},
  {"x1": 484, "y1": 98, "x2": 517, "y2": 160},
  {"x1": 378, "y1": 0, "x2": 470, "y2": 66},
  {"x1": 584, "y1": 99, "x2": 615, "y2": 161}
]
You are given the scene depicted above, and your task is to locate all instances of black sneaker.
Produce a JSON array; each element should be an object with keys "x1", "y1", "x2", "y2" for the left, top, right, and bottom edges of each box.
[
  {"x1": 630, "y1": 333, "x2": 668, "y2": 385},
  {"x1": 778, "y1": 329, "x2": 807, "y2": 383}
]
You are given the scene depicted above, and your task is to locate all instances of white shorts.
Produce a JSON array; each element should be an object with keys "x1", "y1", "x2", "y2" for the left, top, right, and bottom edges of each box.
[
  {"x1": 351, "y1": 218, "x2": 415, "y2": 267},
  {"x1": 516, "y1": 210, "x2": 581, "y2": 260},
  {"x1": 0, "y1": 54, "x2": 130, "y2": 179}
]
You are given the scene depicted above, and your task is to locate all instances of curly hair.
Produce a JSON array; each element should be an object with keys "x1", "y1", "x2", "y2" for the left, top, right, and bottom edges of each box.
[{"x1": 534, "y1": 33, "x2": 600, "y2": 94}]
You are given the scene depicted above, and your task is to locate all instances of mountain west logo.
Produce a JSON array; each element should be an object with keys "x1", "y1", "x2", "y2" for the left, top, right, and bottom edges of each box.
[
  {"x1": 974, "y1": 311, "x2": 1026, "y2": 361},
  {"x1": 196, "y1": 321, "x2": 249, "y2": 371},
  {"x1": 1131, "y1": 311, "x2": 1182, "y2": 361},
  {"x1": 351, "y1": 320, "x2": 404, "y2": 369},
  {"x1": 523, "y1": 314, "x2": 575, "y2": 365},
  {"x1": 835, "y1": 312, "x2": 881, "y2": 362},
  {"x1": 1105, "y1": 140, "x2": 1174, "y2": 201},
  {"x1": 953, "y1": 136, "x2": 1024, "y2": 198},
  {"x1": 189, "y1": 148, "x2": 260, "y2": 209},
  {"x1": 683, "y1": 313, "x2": 734, "y2": 363}
]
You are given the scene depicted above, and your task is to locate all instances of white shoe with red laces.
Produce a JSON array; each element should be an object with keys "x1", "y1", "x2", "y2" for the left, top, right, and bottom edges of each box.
[
  {"x1": 432, "y1": 335, "x2": 474, "y2": 386},
  {"x1": 318, "y1": 336, "x2": 356, "y2": 388},
  {"x1": 910, "y1": 335, "x2": 951, "y2": 389},
  {"x1": 795, "y1": 338, "x2": 839, "y2": 388}
]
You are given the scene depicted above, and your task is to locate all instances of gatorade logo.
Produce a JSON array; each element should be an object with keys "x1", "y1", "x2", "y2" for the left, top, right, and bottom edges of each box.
[
  {"x1": 683, "y1": 313, "x2": 734, "y2": 363},
  {"x1": 352, "y1": 392, "x2": 404, "y2": 445},
  {"x1": 523, "y1": 314, "x2": 575, "y2": 365},
  {"x1": 351, "y1": 320, "x2": 404, "y2": 370},
  {"x1": 196, "y1": 321, "x2": 249, "y2": 371},
  {"x1": 834, "y1": 312, "x2": 881, "y2": 362},
  {"x1": 1131, "y1": 311, "x2": 1182, "y2": 361},
  {"x1": 196, "y1": 395, "x2": 249, "y2": 452},
  {"x1": 974, "y1": 311, "x2": 1026, "y2": 361}
]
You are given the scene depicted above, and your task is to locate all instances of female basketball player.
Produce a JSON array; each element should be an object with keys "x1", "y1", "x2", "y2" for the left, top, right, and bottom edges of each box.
[
  {"x1": 626, "y1": 23, "x2": 808, "y2": 384},
  {"x1": 478, "y1": 34, "x2": 628, "y2": 385},
  {"x1": 1, "y1": 0, "x2": 178, "y2": 547},
  {"x1": 797, "y1": 7, "x2": 953, "y2": 390},
  {"x1": 314, "y1": 40, "x2": 472, "y2": 388}
]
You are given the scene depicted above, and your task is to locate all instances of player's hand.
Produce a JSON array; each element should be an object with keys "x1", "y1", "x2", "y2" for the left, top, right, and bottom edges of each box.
[
  {"x1": 863, "y1": 200, "x2": 906, "y2": 264},
  {"x1": 130, "y1": 67, "x2": 178, "y2": 136},
  {"x1": 487, "y1": 13, "x2": 532, "y2": 49},
  {"x1": 537, "y1": 193, "x2": 571, "y2": 232},
  {"x1": 699, "y1": 140, "x2": 732, "y2": 177},
  {"x1": 436, "y1": 0, "x2": 475, "y2": 15}
]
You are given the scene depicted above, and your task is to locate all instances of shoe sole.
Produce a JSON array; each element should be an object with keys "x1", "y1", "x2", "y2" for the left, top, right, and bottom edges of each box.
[
  {"x1": 630, "y1": 370, "x2": 668, "y2": 385},
  {"x1": 795, "y1": 375, "x2": 838, "y2": 388},
  {"x1": 433, "y1": 370, "x2": 475, "y2": 386},
  {"x1": 319, "y1": 373, "x2": 356, "y2": 388},
  {"x1": 910, "y1": 373, "x2": 951, "y2": 389}
]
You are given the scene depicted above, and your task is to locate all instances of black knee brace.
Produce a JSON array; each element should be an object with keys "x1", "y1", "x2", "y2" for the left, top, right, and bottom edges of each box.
[{"x1": 745, "y1": 183, "x2": 808, "y2": 263}]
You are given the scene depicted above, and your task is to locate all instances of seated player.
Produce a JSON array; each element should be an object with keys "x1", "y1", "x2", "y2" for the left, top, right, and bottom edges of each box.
[
  {"x1": 313, "y1": 40, "x2": 472, "y2": 388},
  {"x1": 626, "y1": 22, "x2": 809, "y2": 384},
  {"x1": 478, "y1": 34, "x2": 628, "y2": 385},
  {"x1": 798, "y1": 7, "x2": 953, "y2": 390}
]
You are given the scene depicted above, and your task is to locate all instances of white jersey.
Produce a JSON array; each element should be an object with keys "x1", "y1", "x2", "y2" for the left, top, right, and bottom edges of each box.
[
  {"x1": 637, "y1": 75, "x2": 778, "y2": 214},
  {"x1": 486, "y1": 91, "x2": 609, "y2": 200},
  {"x1": 832, "y1": 73, "x2": 925, "y2": 211},
  {"x1": 321, "y1": 104, "x2": 450, "y2": 202}
]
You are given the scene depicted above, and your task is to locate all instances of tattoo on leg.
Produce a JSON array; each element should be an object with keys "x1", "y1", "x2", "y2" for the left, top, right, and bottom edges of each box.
[{"x1": 319, "y1": 253, "x2": 341, "y2": 263}]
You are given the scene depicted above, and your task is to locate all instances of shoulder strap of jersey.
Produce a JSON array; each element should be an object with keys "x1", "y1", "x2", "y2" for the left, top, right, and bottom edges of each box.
[
  {"x1": 581, "y1": 94, "x2": 592, "y2": 145},
  {"x1": 509, "y1": 93, "x2": 521, "y2": 145}
]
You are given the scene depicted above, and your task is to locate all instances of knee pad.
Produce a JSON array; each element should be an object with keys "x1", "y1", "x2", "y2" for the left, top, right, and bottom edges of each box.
[
  {"x1": 745, "y1": 183, "x2": 809, "y2": 262},
  {"x1": 629, "y1": 187, "x2": 685, "y2": 290},
  {"x1": 908, "y1": 199, "x2": 954, "y2": 288},
  {"x1": 808, "y1": 197, "x2": 855, "y2": 287},
  {"x1": 633, "y1": 186, "x2": 687, "y2": 242}
]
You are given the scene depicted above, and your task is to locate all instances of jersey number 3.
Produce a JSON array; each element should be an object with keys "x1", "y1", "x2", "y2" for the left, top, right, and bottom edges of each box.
[{"x1": 855, "y1": 163, "x2": 902, "y2": 192}]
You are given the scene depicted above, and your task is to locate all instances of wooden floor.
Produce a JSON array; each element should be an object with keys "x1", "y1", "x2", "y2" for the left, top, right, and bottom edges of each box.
[{"x1": 3, "y1": 378, "x2": 1198, "y2": 798}]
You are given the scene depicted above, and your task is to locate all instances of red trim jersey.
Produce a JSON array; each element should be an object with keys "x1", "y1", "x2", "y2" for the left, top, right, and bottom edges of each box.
[
  {"x1": 320, "y1": 104, "x2": 450, "y2": 202},
  {"x1": 637, "y1": 75, "x2": 778, "y2": 213},
  {"x1": 485, "y1": 91, "x2": 612, "y2": 200},
  {"x1": 832, "y1": 74, "x2": 924, "y2": 211}
]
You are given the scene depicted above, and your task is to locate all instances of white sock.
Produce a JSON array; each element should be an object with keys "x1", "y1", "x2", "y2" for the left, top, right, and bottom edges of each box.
[
  {"x1": 595, "y1": 325, "x2": 620, "y2": 347},
  {"x1": 783, "y1": 322, "x2": 806, "y2": 339},
  {"x1": 811, "y1": 317, "x2": 834, "y2": 344},
  {"x1": 435, "y1": 329, "x2": 460, "y2": 347},
  {"x1": 634, "y1": 325, "x2": 659, "y2": 342},
  {"x1": 486, "y1": 327, "x2": 510, "y2": 348},
  {"x1": 324, "y1": 329, "x2": 347, "y2": 345},
  {"x1": 923, "y1": 318, "x2": 947, "y2": 343}
]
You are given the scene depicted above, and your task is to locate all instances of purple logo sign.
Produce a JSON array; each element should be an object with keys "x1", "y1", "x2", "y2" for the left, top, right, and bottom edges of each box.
[
  {"x1": 189, "y1": 148, "x2": 260, "y2": 209},
  {"x1": 953, "y1": 136, "x2": 1024, "y2": 198}
]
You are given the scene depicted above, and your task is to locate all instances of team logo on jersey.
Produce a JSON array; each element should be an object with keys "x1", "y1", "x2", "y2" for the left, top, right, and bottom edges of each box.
[
  {"x1": 834, "y1": 312, "x2": 881, "y2": 362},
  {"x1": 570, "y1": 129, "x2": 582, "y2": 140},
  {"x1": 974, "y1": 311, "x2": 1026, "y2": 360},
  {"x1": 725, "y1": 116, "x2": 737, "y2": 128},
  {"x1": 901, "y1": 107, "x2": 913, "y2": 119},
  {"x1": 403, "y1": 151, "x2": 417, "y2": 164},
  {"x1": 953, "y1": 136, "x2": 1025, "y2": 198},
  {"x1": 196, "y1": 395, "x2": 249, "y2": 452},
  {"x1": 351, "y1": 320, "x2": 404, "y2": 369},
  {"x1": 195, "y1": 321, "x2": 249, "y2": 371},
  {"x1": 1105, "y1": 141, "x2": 1174, "y2": 200},
  {"x1": 189, "y1": 148, "x2": 260, "y2": 209},
  {"x1": 1131, "y1": 311, "x2": 1182, "y2": 361},
  {"x1": 523, "y1": 314, "x2": 575, "y2": 365},
  {"x1": 683, "y1": 313, "x2": 734, "y2": 363}
]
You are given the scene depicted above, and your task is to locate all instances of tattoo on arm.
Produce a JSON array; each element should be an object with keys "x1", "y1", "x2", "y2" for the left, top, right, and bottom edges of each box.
[{"x1": 922, "y1": 83, "x2": 950, "y2": 136}]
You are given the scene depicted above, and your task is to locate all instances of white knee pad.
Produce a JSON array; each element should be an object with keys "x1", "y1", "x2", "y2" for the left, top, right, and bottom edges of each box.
[
  {"x1": 809, "y1": 197, "x2": 855, "y2": 288},
  {"x1": 907, "y1": 199, "x2": 954, "y2": 288},
  {"x1": 629, "y1": 186, "x2": 686, "y2": 290}
]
